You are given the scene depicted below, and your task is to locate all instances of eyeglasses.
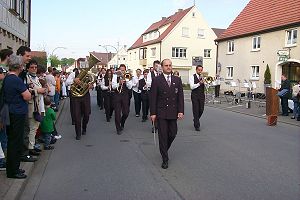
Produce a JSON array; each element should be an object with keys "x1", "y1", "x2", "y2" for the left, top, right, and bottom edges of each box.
[{"x1": 29, "y1": 66, "x2": 37, "y2": 69}]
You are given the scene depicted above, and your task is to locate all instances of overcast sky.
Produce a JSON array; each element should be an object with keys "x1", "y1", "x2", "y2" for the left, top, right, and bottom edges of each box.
[{"x1": 31, "y1": 0, "x2": 249, "y2": 59}]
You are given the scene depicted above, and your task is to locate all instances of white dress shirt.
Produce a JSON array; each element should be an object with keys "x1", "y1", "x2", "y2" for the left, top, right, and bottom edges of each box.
[
  {"x1": 65, "y1": 72, "x2": 76, "y2": 86},
  {"x1": 112, "y1": 74, "x2": 133, "y2": 90},
  {"x1": 132, "y1": 75, "x2": 144, "y2": 93},
  {"x1": 163, "y1": 73, "x2": 172, "y2": 85},
  {"x1": 146, "y1": 71, "x2": 158, "y2": 87},
  {"x1": 189, "y1": 74, "x2": 203, "y2": 90}
]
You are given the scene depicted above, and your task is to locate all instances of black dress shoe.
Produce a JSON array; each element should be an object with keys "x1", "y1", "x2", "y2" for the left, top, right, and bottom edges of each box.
[
  {"x1": 76, "y1": 135, "x2": 81, "y2": 140},
  {"x1": 161, "y1": 161, "x2": 168, "y2": 169},
  {"x1": 195, "y1": 127, "x2": 200, "y2": 131},
  {"x1": 117, "y1": 130, "x2": 122, "y2": 135},
  {"x1": 142, "y1": 118, "x2": 146, "y2": 122},
  {"x1": 21, "y1": 155, "x2": 37, "y2": 162},
  {"x1": 7, "y1": 173, "x2": 27, "y2": 179},
  {"x1": 82, "y1": 130, "x2": 86, "y2": 135},
  {"x1": 29, "y1": 150, "x2": 40, "y2": 156},
  {"x1": 120, "y1": 124, "x2": 124, "y2": 131},
  {"x1": 106, "y1": 119, "x2": 110, "y2": 122},
  {"x1": 297, "y1": 118, "x2": 300, "y2": 121}
]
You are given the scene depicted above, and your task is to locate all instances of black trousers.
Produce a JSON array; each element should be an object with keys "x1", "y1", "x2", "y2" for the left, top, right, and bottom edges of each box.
[
  {"x1": 70, "y1": 94, "x2": 75, "y2": 123},
  {"x1": 97, "y1": 87, "x2": 104, "y2": 108},
  {"x1": 114, "y1": 93, "x2": 129, "y2": 131},
  {"x1": 6, "y1": 113, "x2": 26, "y2": 177},
  {"x1": 157, "y1": 119, "x2": 177, "y2": 162},
  {"x1": 191, "y1": 94, "x2": 205, "y2": 128},
  {"x1": 133, "y1": 91, "x2": 142, "y2": 115},
  {"x1": 280, "y1": 97, "x2": 289, "y2": 115},
  {"x1": 72, "y1": 93, "x2": 91, "y2": 137},
  {"x1": 215, "y1": 85, "x2": 220, "y2": 97},
  {"x1": 141, "y1": 92, "x2": 149, "y2": 119},
  {"x1": 103, "y1": 91, "x2": 114, "y2": 121}
]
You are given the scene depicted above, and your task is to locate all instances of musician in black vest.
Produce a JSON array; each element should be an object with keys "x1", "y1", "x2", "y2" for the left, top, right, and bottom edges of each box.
[
  {"x1": 112, "y1": 64, "x2": 133, "y2": 135},
  {"x1": 138, "y1": 69, "x2": 151, "y2": 122},
  {"x1": 96, "y1": 68, "x2": 106, "y2": 110},
  {"x1": 189, "y1": 65, "x2": 205, "y2": 131},
  {"x1": 101, "y1": 69, "x2": 114, "y2": 122},
  {"x1": 66, "y1": 69, "x2": 92, "y2": 140},
  {"x1": 150, "y1": 59, "x2": 184, "y2": 169}
]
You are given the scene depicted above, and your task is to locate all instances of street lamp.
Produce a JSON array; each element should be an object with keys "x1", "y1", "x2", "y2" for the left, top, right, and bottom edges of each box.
[{"x1": 48, "y1": 47, "x2": 67, "y2": 67}]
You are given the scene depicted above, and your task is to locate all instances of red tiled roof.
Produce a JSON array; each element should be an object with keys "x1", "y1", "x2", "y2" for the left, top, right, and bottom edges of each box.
[
  {"x1": 89, "y1": 52, "x2": 115, "y2": 65},
  {"x1": 128, "y1": 6, "x2": 194, "y2": 50},
  {"x1": 212, "y1": 28, "x2": 226, "y2": 38},
  {"x1": 31, "y1": 51, "x2": 47, "y2": 58},
  {"x1": 217, "y1": 0, "x2": 300, "y2": 41}
]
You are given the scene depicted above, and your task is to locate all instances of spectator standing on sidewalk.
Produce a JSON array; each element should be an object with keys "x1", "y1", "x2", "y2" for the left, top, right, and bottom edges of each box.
[
  {"x1": 54, "y1": 70, "x2": 61, "y2": 109},
  {"x1": 40, "y1": 97, "x2": 56, "y2": 150},
  {"x1": 278, "y1": 74, "x2": 291, "y2": 116},
  {"x1": 45, "y1": 67, "x2": 56, "y2": 110},
  {"x1": 5, "y1": 55, "x2": 31, "y2": 179},
  {"x1": 291, "y1": 80, "x2": 300, "y2": 121}
]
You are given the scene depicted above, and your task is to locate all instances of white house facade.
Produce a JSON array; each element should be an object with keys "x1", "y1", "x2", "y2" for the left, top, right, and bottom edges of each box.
[
  {"x1": 0, "y1": 0, "x2": 31, "y2": 50},
  {"x1": 127, "y1": 6, "x2": 222, "y2": 83},
  {"x1": 107, "y1": 46, "x2": 128, "y2": 69}
]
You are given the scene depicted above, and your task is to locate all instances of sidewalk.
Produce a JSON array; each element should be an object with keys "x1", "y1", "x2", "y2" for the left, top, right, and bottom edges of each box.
[
  {"x1": 184, "y1": 90, "x2": 300, "y2": 127},
  {"x1": 0, "y1": 99, "x2": 66, "y2": 200}
]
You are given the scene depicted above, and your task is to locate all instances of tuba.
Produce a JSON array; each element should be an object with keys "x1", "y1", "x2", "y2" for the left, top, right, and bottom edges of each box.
[{"x1": 70, "y1": 56, "x2": 97, "y2": 97}]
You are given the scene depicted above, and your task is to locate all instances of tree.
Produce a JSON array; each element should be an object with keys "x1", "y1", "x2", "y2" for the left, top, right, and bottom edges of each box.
[
  {"x1": 49, "y1": 55, "x2": 61, "y2": 68},
  {"x1": 264, "y1": 64, "x2": 271, "y2": 84},
  {"x1": 60, "y1": 58, "x2": 75, "y2": 67}
]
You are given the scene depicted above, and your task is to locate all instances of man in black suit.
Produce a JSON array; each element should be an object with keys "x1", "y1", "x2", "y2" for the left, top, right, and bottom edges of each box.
[
  {"x1": 150, "y1": 59, "x2": 184, "y2": 169},
  {"x1": 189, "y1": 65, "x2": 205, "y2": 131}
]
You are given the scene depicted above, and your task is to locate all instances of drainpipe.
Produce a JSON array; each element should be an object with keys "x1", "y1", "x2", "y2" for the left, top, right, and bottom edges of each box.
[
  {"x1": 28, "y1": 0, "x2": 31, "y2": 47},
  {"x1": 215, "y1": 40, "x2": 219, "y2": 75}
]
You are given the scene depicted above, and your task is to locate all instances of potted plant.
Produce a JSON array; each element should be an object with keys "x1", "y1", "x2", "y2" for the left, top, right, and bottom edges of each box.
[{"x1": 264, "y1": 64, "x2": 272, "y2": 94}]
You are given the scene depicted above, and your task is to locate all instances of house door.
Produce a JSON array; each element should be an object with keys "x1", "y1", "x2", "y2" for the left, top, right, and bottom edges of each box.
[{"x1": 282, "y1": 62, "x2": 300, "y2": 83}]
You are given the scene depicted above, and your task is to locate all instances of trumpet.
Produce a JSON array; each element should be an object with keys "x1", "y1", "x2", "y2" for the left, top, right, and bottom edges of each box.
[{"x1": 116, "y1": 70, "x2": 132, "y2": 93}]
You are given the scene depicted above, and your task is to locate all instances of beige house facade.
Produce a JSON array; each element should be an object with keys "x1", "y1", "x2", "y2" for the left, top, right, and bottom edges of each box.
[
  {"x1": 0, "y1": 0, "x2": 31, "y2": 50},
  {"x1": 217, "y1": 26, "x2": 300, "y2": 93},
  {"x1": 216, "y1": 0, "x2": 300, "y2": 94},
  {"x1": 127, "y1": 6, "x2": 222, "y2": 83},
  {"x1": 107, "y1": 46, "x2": 128, "y2": 69}
]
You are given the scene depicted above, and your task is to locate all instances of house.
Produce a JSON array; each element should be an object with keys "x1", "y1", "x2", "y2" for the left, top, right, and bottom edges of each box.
[
  {"x1": 216, "y1": 0, "x2": 300, "y2": 93},
  {"x1": 107, "y1": 45, "x2": 128, "y2": 70},
  {"x1": 0, "y1": 0, "x2": 31, "y2": 50},
  {"x1": 127, "y1": 6, "x2": 222, "y2": 83}
]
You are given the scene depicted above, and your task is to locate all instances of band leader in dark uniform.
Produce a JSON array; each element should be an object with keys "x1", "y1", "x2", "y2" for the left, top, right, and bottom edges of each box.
[
  {"x1": 101, "y1": 69, "x2": 114, "y2": 122},
  {"x1": 66, "y1": 69, "x2": 92, "y2": 140},
  {"x1": 150, "y1": 59, "x2": 184, "y2": 169},
  {"x1": 112, "y1": 64, "x2": 133, "y2": 135},
  {"x1": 138, "y1": 69, "x2": 151, "y2": 122},
  {"x1": 189, "y1": 65, "x2": 205, "y2": 131}
]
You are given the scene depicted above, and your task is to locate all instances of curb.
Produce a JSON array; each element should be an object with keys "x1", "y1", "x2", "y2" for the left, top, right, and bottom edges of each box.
[
  {"x1": 206, "y1": 104, "x2": 300, "y2": 127},
  {"x1": 2, "y1": 99, "x2": 66, "y2": 200}
]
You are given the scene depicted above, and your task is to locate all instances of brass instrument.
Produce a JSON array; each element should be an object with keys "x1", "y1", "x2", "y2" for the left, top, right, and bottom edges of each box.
[
  {"x1": 204, "y1": 76, "x2": 214, "y2": 84},
  {"x1": 116, "y1": 70, "x2": 132, "y2": 93},
  {"x1": 70, "y1": 56, "x2": 97, "y2": 97}
]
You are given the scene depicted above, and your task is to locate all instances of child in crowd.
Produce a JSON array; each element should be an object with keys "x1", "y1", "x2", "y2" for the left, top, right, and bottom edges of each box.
[{"x1": 40, "y1": 97, "x2": 56, "y2": 150}]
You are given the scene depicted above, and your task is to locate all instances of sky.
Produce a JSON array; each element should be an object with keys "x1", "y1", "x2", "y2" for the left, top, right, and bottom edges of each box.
[{"x1": 31, "y1": 0, "x2": 250, "y2": 59}]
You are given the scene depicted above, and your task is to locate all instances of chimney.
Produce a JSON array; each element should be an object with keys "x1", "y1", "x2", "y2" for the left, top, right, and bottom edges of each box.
[
  {"x1": 178, "y1": 9, "x2": 183, "y2": 12},
  {"x1": 162, "y1": 17, "x2": 166, "y2": 20}
]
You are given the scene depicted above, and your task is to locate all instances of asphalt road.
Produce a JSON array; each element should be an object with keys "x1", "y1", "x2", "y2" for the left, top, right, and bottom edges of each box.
[{"x1": 21, "y1": 92, "x2": 300, "y2": 200}]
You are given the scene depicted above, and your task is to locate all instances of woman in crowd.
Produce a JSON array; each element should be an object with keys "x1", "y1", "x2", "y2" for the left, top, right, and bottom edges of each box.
[{"x1": 4, "y1": 55, "x2": 31, "y2": 179}]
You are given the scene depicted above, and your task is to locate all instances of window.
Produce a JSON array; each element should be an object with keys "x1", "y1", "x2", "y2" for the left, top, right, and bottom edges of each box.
[
  {"x1": 251, "y1": 66, "x2": 259, "y2": 79},
  {"x1": 10, "y1": 0, "x2": 17, "y2": 11},
  {"x1": 172, "y1": 47, "x2": 187, "y2": 58},
  {"x1": 143, "y1": 35, "x2": 147, "y2": 41},
  {"x1": 226, "y1": 66, "x2": 233, "y2": 79},
  {"x1": 228, "y1": 41, "x2": 234, "y2": 53},
  {"x1": 19, "y1": 0, "x2": 25, "y2": 19},
  {"x1": 252, "y1": 36, "x2": 261, "y2": 50},
  {"x1": 182, "y1": 27, "x2": 189, "y2": 37},
  {"x1": 204, "y1": 49, "x2": 211, "y2": 58},
  {"x1": 139, "y1": 48, "x2": 147, "y2": 59},
  {"x1": 286, "y1": 29, "x2": 297, "y2": 46},
  {"x1": 151, "y1": 48, "x2": 156, "y2": 57},
  {"x1": 192, "y1": 12, "x2": 196, "y2": 17},
  {"x1": 197, "y1": 29, "x2": 205, "y2": 38}
]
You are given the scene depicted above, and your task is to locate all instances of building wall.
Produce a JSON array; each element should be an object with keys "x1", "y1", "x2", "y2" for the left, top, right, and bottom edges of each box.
[
  {"x1": 127, "y1": 6, "x2": 217, "y2": 84},
  {"x1": 162, "y1": 6, "x2": 217, "y2": 83},
  {"x1": 0, "y1": 0, "x2": 30, "y2": 51},
  {"x1": 218, "y1": 25, "x2": 300, "y2": 93},
  {"x1": 108, "y1": 47, "x2": 128, "y2": 69}
]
